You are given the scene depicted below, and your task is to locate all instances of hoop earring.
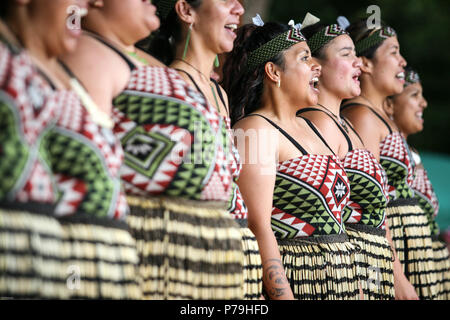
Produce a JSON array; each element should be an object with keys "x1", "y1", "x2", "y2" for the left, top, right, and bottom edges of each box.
[{"x1": 182, "y1": 23, "x2": 193, "y2": 60}]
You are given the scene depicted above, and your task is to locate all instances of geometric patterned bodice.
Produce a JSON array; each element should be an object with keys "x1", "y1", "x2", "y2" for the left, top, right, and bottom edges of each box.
[
  {"x1": 342, "y1": 149, "x2": 389, "y2": 229},
  {"x1": 0, "y1": 40, "x2": 58, "y2": 205},
  {"x1": 410, "y1": 149, "x2": 440, "y2": 236},
  {"x1": 272, "y1": 154, "x2": 350, "y2": 239},
  {"x1": 42, "y1": 90, "x2": 129, "y2": 220},
  {"x1": 379, "y1": 132, "x2": 415, "y2": 201},
  {"x1": 223, "y1": 116, "x2": 248, "y2": 219},
  {"x1": 113, "y1": 66, "x2": 235, "y2": 203}
]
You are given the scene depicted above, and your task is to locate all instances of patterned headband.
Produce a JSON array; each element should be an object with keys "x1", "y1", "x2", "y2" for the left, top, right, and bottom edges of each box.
[
  {"x1": 307, "y1": 24, "x2": 348, "y2": 54},
  {"x1": 355, "y1": 26, "x2": 397, "y2": 56},
  {"x1": 247, "y1": 27, "x2": 306, "y2": 73},
  {"x1": 154, "y1": 0, "x2": 178, "y2": 20},
  {"x1": 404, "y1": 69, "x2": 421, "y2": 87}
]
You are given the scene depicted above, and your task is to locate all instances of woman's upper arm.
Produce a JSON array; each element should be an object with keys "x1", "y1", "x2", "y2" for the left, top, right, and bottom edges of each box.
[
  {"x1": 233, "y1": 117, "x2": 277, "y2": 235},
  {"x1": 342, "y1": 106, "x2": 382, "y2": 159},
  {"x1": 61, "y1": 35, "x2": 130, "y2": 113}
]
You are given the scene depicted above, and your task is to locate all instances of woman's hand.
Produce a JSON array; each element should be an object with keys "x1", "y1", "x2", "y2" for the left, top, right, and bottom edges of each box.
[{"x1": 393, "y1": 268, "x2": 419, "y2": 300}]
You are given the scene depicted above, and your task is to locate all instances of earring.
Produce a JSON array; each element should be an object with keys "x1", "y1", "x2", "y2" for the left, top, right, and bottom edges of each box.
[
  {"x1": 277, "y1": 79, "x2": 281, "y2": 88},
  {"x1": 182, "y1": 23, "x2": 193, "y2": 60},
  {"x1": 214, "y1": 55, "x2": 220, "y2": 68}
]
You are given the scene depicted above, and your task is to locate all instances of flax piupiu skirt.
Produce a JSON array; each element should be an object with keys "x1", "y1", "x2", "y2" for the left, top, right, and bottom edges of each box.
[
  {"x1": 126, "y1": 195, "x2": 244, "y2": 300},
  {"x1": 0, "y1": 202, "x2": 142, "y2": 299},
  {"x1": 345, "y1": 224, "x2": 394, "y2": 300},
  {"x1": 431, "y1": 236, "x2": 450, "y2": 299},
  {"x1": 386, "y1": 198, "x2": 438, "y2": 299},
  {"x1": 277, "y1": 234, "x2": 360, "y2": 300},
  {"x1": 235, "y1": 220, "x2": 263, "y2": 300}
]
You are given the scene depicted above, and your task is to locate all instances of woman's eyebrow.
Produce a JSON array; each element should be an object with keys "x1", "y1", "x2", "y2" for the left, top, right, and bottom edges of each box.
[{"x1": 338, "y1": 46, "x2": 354, "y2": 51}]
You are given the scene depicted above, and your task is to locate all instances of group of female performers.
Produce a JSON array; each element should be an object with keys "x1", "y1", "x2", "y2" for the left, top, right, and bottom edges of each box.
[{"x1": 0, "y1": 0, "x2": 449, "y2": 300}]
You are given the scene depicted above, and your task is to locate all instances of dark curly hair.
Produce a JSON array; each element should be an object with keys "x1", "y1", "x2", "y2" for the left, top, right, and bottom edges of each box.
[
  {"x1": 146, "y1": 0, "x2": 202, "y2": 65},
  {"x1": 221, "y1": 22, "x2": 290, "y2": 126}
]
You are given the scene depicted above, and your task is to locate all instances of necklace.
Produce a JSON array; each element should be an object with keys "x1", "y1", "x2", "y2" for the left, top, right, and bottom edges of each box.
[
  {"x1": 127, "y1": 50, "x2": 149, "y2": 66},
  {"x1": 173, "y1": 58, "x2": 221, "y2": 113},
  {"x1": 317, "y1": 103, "x2": 349, "y2": 133}
]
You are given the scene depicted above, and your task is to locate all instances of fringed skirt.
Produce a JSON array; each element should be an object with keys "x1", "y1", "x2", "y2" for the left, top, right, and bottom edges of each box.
[
  {"x1": 386, "y1": 198, "x2": 438, "y2": 299},
  {"x1": 58, "y1": 214, "x2": 142, "y2": 300},
  {"x1": 277, "y1": 234, "x2": 360, "y2": 300},
  {"x1": 431, "y1": 237, "x2": 450, "y2": 299},
  {"x1": 345, "y1": 224, "x2": 394, "y2": 300},
  {"x1": 0, "y1": 203, "x2": 70, "y2": 299},
  {"x1": 236, "y1": 221, "x2": 263, "y2": 300},
  {"x1": 126, "y1": 195, "x2": 244, "y2": 300},
  {"x1": 0, "y1": 203, "x2": 141, "y2": 300}
]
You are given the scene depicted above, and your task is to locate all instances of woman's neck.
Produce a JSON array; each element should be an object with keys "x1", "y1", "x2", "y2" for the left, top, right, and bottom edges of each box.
[
  {"x1": 358, "y1": 76, "x2": 388, "y2": 111},
  {"x1": 83, "y1": 18, "x2": 135, "y2": 53},
  {"x1": 260, "y1": 86, "x2": 300, "y2": 125},
  {"x1": 317, "y1": 88, "x2": 343, "y2": 117},
  {"x1": 5, "y1": 16, "x2": 52, "y2": 64},
  {"x1": 3, "y1": 17, "x2": 70, "y2": 89},
  {"x1": 174, "y1": 36, "x2": 215, "y2": 79}
]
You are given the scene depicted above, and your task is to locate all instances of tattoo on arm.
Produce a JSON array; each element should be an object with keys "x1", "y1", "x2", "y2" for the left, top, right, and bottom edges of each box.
[{"x1": 264, "y1": 259, "x2": 290, "y2": 298}]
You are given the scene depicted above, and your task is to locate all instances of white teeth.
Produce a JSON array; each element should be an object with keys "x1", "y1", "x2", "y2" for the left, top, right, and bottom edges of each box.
[
  {"x1": 416, "y1": 112, "x2": 423, "y2": 119},
  {"x1": 311, "y1": 77, "x2": 319, "y2": 83},
  {"x1": 79, "y1": 8, "x2": 88, "y2": 17},
  {"x1": 225, "y1": 24, "x2": 238, "y2": 30},
  {"x1": 396, "y1": 72, "x2": 405, "y2": 80}
]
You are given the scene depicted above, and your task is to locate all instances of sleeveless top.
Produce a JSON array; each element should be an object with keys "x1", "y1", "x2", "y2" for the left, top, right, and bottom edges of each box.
[
  {"x1": 38, "y1": 63, "x2": 129, "y2": 221},
  {"x1": 99, "y1": 39, "x2": 236, "y2": 204},
  {"x1": 174, "y1": 69, "x2": 248, "y2": 219},
  {"x1": 342, "y1": 103, "x2": 415, "y2": 201},
  {"x1": 297, "y1": 107, "x2": 389, "y2": 229},
  {"x1": 410, "y1": 149, "x2": 440, "y2": 236},
  {"x1": 0, "y1": 38, "x2": 59, "y2": 207},
  {"x1": 250, "y1": 114, "x2": 350, "y2": 239},
  {"x1": 42, "y1": 89, "x2": 128, "y2": 220}
]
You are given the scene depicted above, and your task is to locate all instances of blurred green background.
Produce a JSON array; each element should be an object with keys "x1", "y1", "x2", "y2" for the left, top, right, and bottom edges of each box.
[{"x1": 240, "y1": 0, "x2": 450, "y2": 231}]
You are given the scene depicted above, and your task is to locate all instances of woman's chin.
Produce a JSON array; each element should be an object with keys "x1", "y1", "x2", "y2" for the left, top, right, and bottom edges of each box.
[
  {"x1": 62, "y1": 37, "x2": 79, "y2": 55},
  {"x1": 308, "y1": 95, "x2": 319, "y2": 107},
  {"x1": 146, "y1": 18, "x2": 160, "y2": 33}
]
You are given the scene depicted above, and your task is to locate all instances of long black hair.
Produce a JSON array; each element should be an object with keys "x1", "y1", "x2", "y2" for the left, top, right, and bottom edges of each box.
[
  {"x1": 147, "y1": 0, "x2": 202, "y2": 65},
  {"x1": 221, "y1": 22, "x2": 290, "y2": 126}
]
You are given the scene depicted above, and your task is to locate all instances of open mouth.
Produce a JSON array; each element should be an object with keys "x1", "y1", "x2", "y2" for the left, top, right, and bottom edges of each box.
[
  {"x1": 225, "y1": 24, "x2": 238, "y2": 38},
  {"x1": 396, "y1": 71, "x2": 405, "y2": 81},
  {"x1": 309, "y1": 77, "x2": 319, "y2": 92},
  {"x1": 225, "y1": 24, "x2": 238, "y2": 31},
  {"x1": 66, "y1": 6, "x2": 88, "y2": 36},
  {"x1": 352, "y1": 72, "x2": 361, "y2": 83},
  {"x1": 416, "y1": 111, "x2": 423, "y2": 121}
]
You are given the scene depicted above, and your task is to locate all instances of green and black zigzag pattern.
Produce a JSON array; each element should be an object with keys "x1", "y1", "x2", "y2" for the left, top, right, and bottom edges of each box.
[
  {"x1": 380, "y1": 157, "x2": 414, "y2": 200},
  {"x1": 43, "y1": 131, "x2": 115, "y2": 217},
  {"x1": 0, "y1": 102, "x2": 30, "y2": 199},
  {"x1": 114, "y1": 93, "x2": 219, "y2": 200},
  {"x1": 346, "y1": 171, "x2": 386, "y2": 227},
  {"x1": 273, "y1": 176, "x2": 341, "y2": 237},
  {"x1": 414, "y1": 193, "x2": 440, "y2": 237}
]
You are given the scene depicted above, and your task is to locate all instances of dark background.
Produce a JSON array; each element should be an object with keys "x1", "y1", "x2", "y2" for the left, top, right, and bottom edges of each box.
[
  {"x1": 239, "y1": 0, "x2": 450, "y2": 230},
  {"x1": 247, "y1": 0, "x2": 450, "y2": 155}
]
